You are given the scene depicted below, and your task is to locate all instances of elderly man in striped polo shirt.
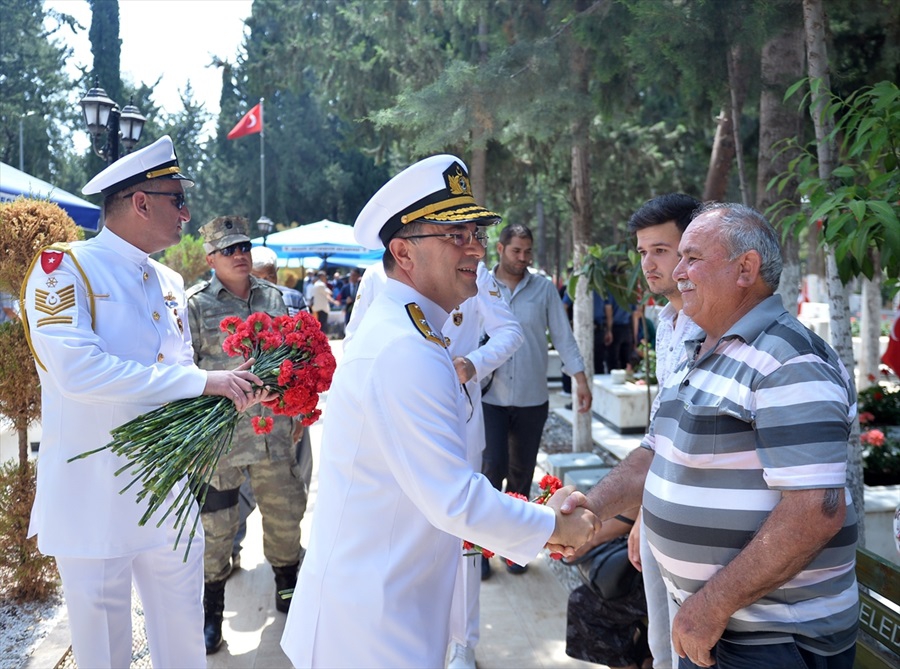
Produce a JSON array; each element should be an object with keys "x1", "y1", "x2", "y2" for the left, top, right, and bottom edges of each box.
[{"x1": 563, "y1": 202, "x2": 858, "y2": 669}]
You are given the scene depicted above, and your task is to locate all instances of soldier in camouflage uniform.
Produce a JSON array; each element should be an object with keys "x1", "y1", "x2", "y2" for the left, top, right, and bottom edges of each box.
[{"x1": 187, "y1": 215, "x2": 308, "y2": 655}]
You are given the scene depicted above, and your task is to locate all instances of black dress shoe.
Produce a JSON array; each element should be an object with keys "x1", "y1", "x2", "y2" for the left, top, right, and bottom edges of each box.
[{"x1": 506, "y1": 562, "x2": 528, "y2": 575}]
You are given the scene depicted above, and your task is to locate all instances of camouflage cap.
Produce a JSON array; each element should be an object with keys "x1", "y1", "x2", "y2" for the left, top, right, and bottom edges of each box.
[{"x1": 200, "y1": 215, "x2": 251, "y2": 254}]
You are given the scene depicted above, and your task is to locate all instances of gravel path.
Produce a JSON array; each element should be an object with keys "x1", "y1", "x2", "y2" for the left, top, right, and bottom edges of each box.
[{"x1": 0, "y1": 592, "x2": 64, "y2": 669}]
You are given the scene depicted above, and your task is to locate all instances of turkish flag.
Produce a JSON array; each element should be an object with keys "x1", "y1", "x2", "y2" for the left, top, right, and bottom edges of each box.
[
  {"x1": 882, "y1": 311, "x2": 900, "y2": 376},
  {"x1": 41, "y1": 250, "x2": 64, "y2": 274},
  {"x1": 227, "y1": 103, "x2": 262, "y2": 140}
]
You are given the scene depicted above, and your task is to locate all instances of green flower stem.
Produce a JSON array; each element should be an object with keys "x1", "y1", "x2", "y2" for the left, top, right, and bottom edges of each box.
[{"x1": 67, "y1": 319, "x2": 334, "y2": 561}]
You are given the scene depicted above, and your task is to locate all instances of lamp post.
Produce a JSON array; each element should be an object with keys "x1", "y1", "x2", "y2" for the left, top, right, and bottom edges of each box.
[
  {"x1": 257, "y1": 215, "x2": 275, "y2": 247},
  {"x1": 79, "y1": 83, "x2": 146, "y2": 164}
]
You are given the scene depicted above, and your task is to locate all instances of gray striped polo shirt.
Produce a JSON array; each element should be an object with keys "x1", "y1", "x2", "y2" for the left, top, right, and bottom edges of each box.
[{"x1": 642, "y1": 295, "x2": 859, "y2": 655}]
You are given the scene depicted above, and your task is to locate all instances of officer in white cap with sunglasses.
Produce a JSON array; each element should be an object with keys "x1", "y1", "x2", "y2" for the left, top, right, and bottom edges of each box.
[
  {"x1": 280, "y1": 154, "x2": 601, "y2": 668},
  {"x1": 21, "y1": 136, "x2": 268, "y2": 669}
]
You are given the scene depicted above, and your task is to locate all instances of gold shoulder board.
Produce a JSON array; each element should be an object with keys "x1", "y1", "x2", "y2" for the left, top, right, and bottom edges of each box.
[{"x1": 405, "y1": 303, "x2": 446, "y2": 348}]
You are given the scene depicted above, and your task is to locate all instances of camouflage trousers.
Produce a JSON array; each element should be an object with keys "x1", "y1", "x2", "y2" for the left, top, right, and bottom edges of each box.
[{"x1": 201, "y1": 457, "x2": 308, "y2": 583}]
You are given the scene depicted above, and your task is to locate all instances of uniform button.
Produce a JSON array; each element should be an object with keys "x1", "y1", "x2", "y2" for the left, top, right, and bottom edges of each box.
[
  {"x1": 143, "y1": 272, "x2": 149, "y2": 281},
  {"x1": 157, "y1": 353, "x2": 165, "y2": 362},
  {"x1": 152, "y1": 311, "x2": 160, "y2": 321}
]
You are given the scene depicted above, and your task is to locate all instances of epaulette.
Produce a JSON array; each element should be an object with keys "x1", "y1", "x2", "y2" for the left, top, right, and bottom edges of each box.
[
  {"x1": 405, "y1": 302, "x2": 447, "y2": 348},
  {"x1": 185, "y1": 279, "x2": 210, "y2": 299},
  {"x1": 488, "y1": 276, "x2": 502, "y2": 298},
  {"x1": 19, "y1": 242, "x2": 95, "y2": 372}
]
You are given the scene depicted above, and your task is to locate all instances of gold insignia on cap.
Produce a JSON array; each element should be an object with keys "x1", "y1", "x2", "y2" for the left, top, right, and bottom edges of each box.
[
  {"x1": 405, "y1": 303, "x2": 446, "y2": 348},
  {"x1": 146, "y1": 166, "x2": 181, "y2": 179},
  {"x1": 446, "y1": 165, "x2": 472, "y2": 197}
]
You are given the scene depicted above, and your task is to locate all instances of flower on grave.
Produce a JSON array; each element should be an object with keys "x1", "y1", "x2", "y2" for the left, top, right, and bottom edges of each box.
[
  {"x1": 70, "y1": 310, "x2": 335, "y2": 559},
  {"x1": 861, "y1": 429, "x2": 885, "y2": 448},
  {"x1": 859, "y1": 381, "x2": 900, "y2": 425},
  {"x1": 861, "y1": 427, "x2": 900, "y2": 485},
  {"x1": 463, "y1": 475, "x2": 565, "y2": 563}
]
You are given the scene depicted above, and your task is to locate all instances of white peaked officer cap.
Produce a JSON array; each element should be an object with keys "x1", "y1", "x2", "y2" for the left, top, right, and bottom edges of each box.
[
  {"x1": 82, "y1": 135, "x2": 194, "y2": 197},
  {"x1": 353, "y1": 154, "x2": 501, "y2": 250}
]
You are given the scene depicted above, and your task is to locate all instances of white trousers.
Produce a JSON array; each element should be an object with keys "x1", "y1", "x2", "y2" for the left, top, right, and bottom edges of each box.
[
  {"x1": 640, "y1": 513, "x2": 677, "y2": 669},
  {"x1": 55, "y1": 527, "x2": 205, "y2": 669},
  {"x1": 448, "y1": 394, "x2": 485, "y2": 649}
]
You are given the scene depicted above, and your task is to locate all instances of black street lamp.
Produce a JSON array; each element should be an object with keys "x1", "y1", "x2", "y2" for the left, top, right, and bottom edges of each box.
[
  {"x1": 257, "y1": 215, "x2": 275, "y2": 246},
  {"x1": 79, "y1": 83, "x2": 146, "y2": 164}
]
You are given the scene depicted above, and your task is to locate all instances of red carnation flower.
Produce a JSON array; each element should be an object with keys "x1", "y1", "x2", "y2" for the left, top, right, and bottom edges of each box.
[{"x1": 251, "y1": 416, "x2": 274, "y2": 435}]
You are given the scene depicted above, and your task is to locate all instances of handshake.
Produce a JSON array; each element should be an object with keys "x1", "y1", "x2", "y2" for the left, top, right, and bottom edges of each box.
[{"x1": 542, "y1": 485, "x2": 601, "y2": 559}]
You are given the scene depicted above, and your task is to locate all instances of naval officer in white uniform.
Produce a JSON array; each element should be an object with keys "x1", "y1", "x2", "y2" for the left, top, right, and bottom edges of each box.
[
  {"x1": 344, "y1": 259, "x2": 523, "y2": 669},
  {"x1": 280, "y1": 155, "x2": 599, "y2": 668},
  {"x1": 22, "y1": 136, "x2": 267, "y2": 669}
]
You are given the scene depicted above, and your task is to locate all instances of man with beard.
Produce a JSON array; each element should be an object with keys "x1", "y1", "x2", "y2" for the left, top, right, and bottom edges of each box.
[{"x1": 480, "y1": 223, "x2": 593, "y2": 577}]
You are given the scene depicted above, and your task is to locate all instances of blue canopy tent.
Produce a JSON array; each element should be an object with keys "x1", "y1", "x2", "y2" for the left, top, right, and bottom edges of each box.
[
  {"x1": 0, "y1": 162, "x2": 101, "y2": 231},
  {"x1": 252, "y1": 219, "x2": 383, "y2": 269}
]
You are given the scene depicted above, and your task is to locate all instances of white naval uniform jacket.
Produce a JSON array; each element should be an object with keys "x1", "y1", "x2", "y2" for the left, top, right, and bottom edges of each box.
[
  {"x1": 22, "y1": 228, "x2": 207, "y2": 558},
  {"x1": 444, "y1": 263, "x2": 524, "y2": 646},
  {"x1": 281, "y1": 279, "x2": 554, "y2": 669}
]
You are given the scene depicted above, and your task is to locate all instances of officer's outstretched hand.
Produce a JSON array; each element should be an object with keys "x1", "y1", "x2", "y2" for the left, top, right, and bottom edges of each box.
[
  {"x1": 203, "y1": 358, "x2": 275, "y2": 411},
  {"x1": 544, "y1": 485, "x2": 601, "y2": 558}
]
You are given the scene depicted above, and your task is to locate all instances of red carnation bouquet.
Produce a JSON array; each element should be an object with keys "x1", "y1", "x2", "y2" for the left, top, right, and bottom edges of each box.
[
  {"x1": 463, "y1": 474, "x2": 564, "y2": 565},
  {"x1": 71, "y1": 310, "x2": 335, "y2": 558}
]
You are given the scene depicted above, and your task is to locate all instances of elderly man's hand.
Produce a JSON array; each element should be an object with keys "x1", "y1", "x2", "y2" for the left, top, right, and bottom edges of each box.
[
  {"x1": 628, "y1": 509, "x2": 642, "y2": 571},
  {"x1": 543, "y1": 486, "x2": 601, "y2": 557},
  {"x1": 671, "y1": 588, "x2": 729, "y2": 668}
]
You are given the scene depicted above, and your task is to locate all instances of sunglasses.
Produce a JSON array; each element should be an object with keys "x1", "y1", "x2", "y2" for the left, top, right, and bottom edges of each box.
[
  {"x1": 215, "y1": 241, "x2": 253, "y2": 257},
  {"x1": 124, "y1": 190, "x2": 187, "y2": 210}
]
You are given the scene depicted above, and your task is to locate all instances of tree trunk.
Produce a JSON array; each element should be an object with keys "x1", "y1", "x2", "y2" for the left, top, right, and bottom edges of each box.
[
  {"x1": 570, "y1": 29, "x2": 594, "y2": 453},
  {"x1": 859, "y1": 252, "x2": 882, "y2": 391},
  {"x1": 535, "y1": 182, "x2": 547, "y2": 272},
  {"x1": 703, "y1": 107, "x2": 736, "y2": 201},
  {"x1": 469, "y1": 12, "x2": 489, "y2": 208},
  {"x1": 806, "y1": 222, "x2": 826, "y2": 301},
  {"x1": 17, "y1": 424, "x2": 28, "y2": 467},
  {"x1": 727, "y1": 44, "x2": 751, "y2": 205},
  {"x1": 756, "y1": 25, "x2": 805, "y2": 307},
  {"x1": 802, "y1": 0, "x2": 864, "y2": 544}
]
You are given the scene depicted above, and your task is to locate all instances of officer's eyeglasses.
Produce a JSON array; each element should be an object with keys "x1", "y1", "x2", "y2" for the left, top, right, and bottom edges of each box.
[
  {"x1": 215, "y1": 241, "x2": 253, "y2": 257},
  {"x1": 125, "y1": 190, "x2": 187, "y2": 210},
  {"x1": 402, "y1": 230, "x2": 488, "y2": 248}
]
